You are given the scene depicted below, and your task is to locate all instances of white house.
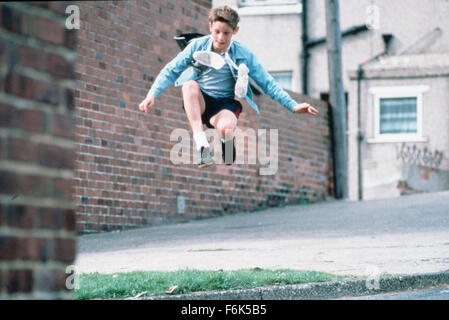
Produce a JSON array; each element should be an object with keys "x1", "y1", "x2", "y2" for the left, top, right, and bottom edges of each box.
[{"x1": 212, "y1": 0, "x2": 449, "y2": 200}]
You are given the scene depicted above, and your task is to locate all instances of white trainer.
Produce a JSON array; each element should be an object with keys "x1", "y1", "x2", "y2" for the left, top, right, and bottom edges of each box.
[
  {"x1": 234, "y1": 63, "x2": 249, "y2": 99},
  {"x1": 193, "y1": 51, "x2": 225, "y2": 70}
]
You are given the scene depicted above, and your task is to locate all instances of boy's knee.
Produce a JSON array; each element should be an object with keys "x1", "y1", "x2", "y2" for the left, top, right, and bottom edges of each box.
[
  {"x1": 217, "y1": 118, "x2": 236, "y2": 133},
  {"x1": 182, "y1": 80, "x2": 200, "y2": 95}
]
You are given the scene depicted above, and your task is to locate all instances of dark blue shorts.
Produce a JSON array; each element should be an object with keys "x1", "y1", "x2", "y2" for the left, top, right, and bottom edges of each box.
[{"x1": 183, "y1": 90, "x2": 243, "y2": 129}]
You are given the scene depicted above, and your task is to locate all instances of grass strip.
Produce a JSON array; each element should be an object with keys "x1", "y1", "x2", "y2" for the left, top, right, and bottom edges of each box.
[{"x1": 74, "y1": 268, "x2": 353, "y2": 300}]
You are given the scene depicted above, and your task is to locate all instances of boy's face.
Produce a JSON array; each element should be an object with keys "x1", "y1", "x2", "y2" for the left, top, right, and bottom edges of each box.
[{"x1": 209, "y1": 21, "x2": 239, "y2": 53}]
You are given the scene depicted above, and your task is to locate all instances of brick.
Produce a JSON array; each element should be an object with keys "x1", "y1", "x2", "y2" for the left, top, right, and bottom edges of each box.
[
  {"x1": 0, "y1": 236, "x2": 19, "y2": 260},
  {"x1": 0, "y1": 5, "x2": 35, "y2": 37},
  {"x1": 52, "y1": 113, "x2": 76, "y2": 139},
  {"x1": 19, "y1": 45, "x2": 74, "y2": 80},
  {"x1": 65, "y1": 88, "x2": 75, "y2": 112},
  {"x1": 34, "y1": 207, "x2": 62, "y2": 230},
  {"x1": 17, "y1": 45, "x2": 42, "y2": 69},
  {"x1": 4, "y1": 71, "x2": 60, "y2": 106},
  {"x1": 0, "y1": 171, "x2": 54, "y2": 199},
  {"x1": 52, "y1": 238, "x2": 75, "y2": 263},
  {"x1": 1, "y1": 5, "x2": 20, "y2": 33},
  {"x1": 0, "y1": 103, "x2": 19, "y2": 128},
  {"x1": 7, "y1": 269, "x2": 33, "y2": 294},
  {"x1": 31, "y1": 207, "x2": 75, "y2": 232},
  {"x1": 52, "y1": 177, "x2": 74, "y2": 201},
  {"x1": 64, "y1": 29, "x2": 77, "y2": 50},
  {"x1": 7, "y1": 136, "x2": 37, "y2": 163},
  {"x1": 62, "y1": 209, "x2": 76, "y2": 231},
  {"x1": 1, "y1": 1, "x2": 78, "y2": 299},
  {"x1": 20, "y1": 237, "x2": 49, "y2": 262},
  {"x1": 19, "y1": 108, "x2": 46, "y2": 133},
  {"x1": 29, "y1": 1, "x2": 68, "y2": 16},
  {"x1": 35, "y1": 16, "x2": 65, "y2": 45},
  {"x1": 37, "y1": 143, "x2": 73, "y2": 169},
  {"x1": 0, "y1": 39, "x2": 5, "y2": 61},
  {"x1": 0, "y1": 171, "x2": 19, "y2": 195},
  {"x1": 3, "y1": 204, "x2": 33, "y2": 230}
]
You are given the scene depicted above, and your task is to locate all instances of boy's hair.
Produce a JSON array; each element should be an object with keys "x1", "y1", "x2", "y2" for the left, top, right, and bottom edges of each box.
[{"x1": 209, "y1": 5, "x2": 240, "y2": 30}]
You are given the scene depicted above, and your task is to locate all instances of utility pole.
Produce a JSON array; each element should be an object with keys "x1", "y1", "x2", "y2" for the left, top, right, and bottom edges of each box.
[
  {"x1": 301, "y1": 0, "x2": 309, "y2": 95},
  {"x1": 325, "y1": 0, "x2": 348, "y2": 199}
]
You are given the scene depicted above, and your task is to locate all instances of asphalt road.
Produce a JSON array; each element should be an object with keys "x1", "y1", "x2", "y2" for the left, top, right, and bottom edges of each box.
[
  {"x1": 337, "y1": 285, "x2": 449, "y2": 300},
  {"x1": 76, "y1": 191, "x2": 449, "y2": 277}
]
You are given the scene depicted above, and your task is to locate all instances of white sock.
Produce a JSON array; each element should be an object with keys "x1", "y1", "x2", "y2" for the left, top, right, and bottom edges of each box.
[{"x1": 194, "y1": 131, "x2": 209, "y2": 151}]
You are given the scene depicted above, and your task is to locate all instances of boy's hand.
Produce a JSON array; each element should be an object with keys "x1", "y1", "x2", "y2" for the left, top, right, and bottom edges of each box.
[
  {"x1": 294, "y1": 103, "x2": 319, "y2": 116},
  {"x1": 139, "y1": 95, "x2": 155, "y2": 113}
]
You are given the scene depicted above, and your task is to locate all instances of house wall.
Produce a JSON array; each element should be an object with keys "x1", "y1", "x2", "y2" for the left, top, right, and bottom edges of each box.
[
  {"x1": 235, "y1": 9, "x2": 302, "y2": 92},
  {"x1": 297, "y1": 0, "x2": 449, "y2": 99},
  {"x1": 215, "y1": 0, "x2": 302, "y2": 92},
  {"x1": 73, "y1": 0, "x2": 333, "y2": 234},
  {"x1": 348, "y1": 75, "x2": 449, "y2": 200},
  {"x1": 214, "y1": 0, "x2": 449, "y2": 200}
]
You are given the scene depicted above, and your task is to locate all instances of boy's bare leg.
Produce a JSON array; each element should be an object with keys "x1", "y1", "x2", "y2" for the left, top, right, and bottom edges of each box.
[
  {"x1": 210, "y1": 110, "x2": 238, "y2": 164},
  {"x1": 182, "y1": 80, "x2": 206, "y2": 134},
  {"x1": 210, "y1": 109, "x2": 238, "y2": 140},
  {"x1": 182, "y1": 80, "x2": 213, "y2": 167}
]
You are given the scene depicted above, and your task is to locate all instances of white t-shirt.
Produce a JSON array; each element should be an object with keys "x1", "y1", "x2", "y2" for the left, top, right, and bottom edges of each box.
[{"x1": 197, "y1": 51, "x2": 235, "y2": 99}]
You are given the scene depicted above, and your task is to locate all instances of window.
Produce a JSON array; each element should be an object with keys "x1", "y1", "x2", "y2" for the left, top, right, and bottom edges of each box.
[
  {"x1": 238, "y1": 0, "x2": 302, "y2": 15},
  {"x1": 270, "y1": 71, "x2": 292, "y2": 90},
  {"x1": 239, "y1": 0, "x2": 300, "y2": 6},
  {"x1": 368, "y1": 86, "x2": 429, "y2": 143},
  {"x1": 379, "y1": 97, "x2": 417, "y2": 134}
]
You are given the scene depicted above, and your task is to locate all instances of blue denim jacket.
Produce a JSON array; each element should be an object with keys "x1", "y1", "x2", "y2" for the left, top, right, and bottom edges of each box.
[{"x1": 147, "y1": 35, "x2": 297, "y2": 115}]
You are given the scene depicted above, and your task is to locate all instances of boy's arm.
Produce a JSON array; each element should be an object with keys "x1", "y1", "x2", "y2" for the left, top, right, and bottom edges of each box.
[
  {"x1": 146, "y1": 39, "x2": 198, "y2": 99},
  {"x1": 247, "y1": 52, "x2": 298, "y2": 113}
]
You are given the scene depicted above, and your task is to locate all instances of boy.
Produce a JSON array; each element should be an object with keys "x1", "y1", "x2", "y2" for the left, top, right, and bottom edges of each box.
[{"x1": 139, "y1": 5, "x2": 318, "y2": 168}]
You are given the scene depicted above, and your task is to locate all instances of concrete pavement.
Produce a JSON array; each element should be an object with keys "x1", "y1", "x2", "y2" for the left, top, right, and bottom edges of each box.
[{"x1": 75, "y1": 190, "x2": 449, "y2": 298}]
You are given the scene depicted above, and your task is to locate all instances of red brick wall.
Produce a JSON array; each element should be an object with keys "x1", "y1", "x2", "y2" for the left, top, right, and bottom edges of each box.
[
  {"x1": 74, "y1": 0, "x2": 333, "y2": 234},
  {"x1": 0, "y1": 2, "x2": 77, "y2": 299}
]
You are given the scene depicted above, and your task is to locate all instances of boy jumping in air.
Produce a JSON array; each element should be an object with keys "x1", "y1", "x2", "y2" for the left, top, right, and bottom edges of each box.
[{"x1": 139, "y1": 5, "x2": 319, "y2": 168}]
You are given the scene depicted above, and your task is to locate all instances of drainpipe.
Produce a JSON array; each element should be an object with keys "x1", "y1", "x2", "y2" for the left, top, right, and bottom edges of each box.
[
  {"x1": 356, "y1": 29, "x2": 438, "y2": 199},
  {"x1": 301, "y1": 0, "x2": 309, "y2": 95},
  {"x1": 356, "y1": 33, "x2": 393, "y2": 200},
  {"x1": 301, "y1": 0, "x2": 368, "y2": 96},
  {"x1": 356, "y1": 64, "x2": 364, "y2": 201}
]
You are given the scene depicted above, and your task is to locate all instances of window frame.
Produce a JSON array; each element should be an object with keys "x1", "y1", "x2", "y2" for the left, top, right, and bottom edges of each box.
[
  {"x1": 238, "y1": 0, "x2": 302, "y2": 15},
  {"x1": 239, "y1": 0, "x2": 300, "y2": 7},
  {"x1": 368, "y1": 85, "x2": 429, "y2": 143},
  {"x1": 270, "y1": 71, "x2": 293, "y2": 91}
]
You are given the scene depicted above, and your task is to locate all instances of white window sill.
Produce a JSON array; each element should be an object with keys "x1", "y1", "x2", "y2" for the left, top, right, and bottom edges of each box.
[
  {"x1": 367, "y1": 136, "x2": 428, "y2": 144},
  {"x1": 238, "y1": 4, "x2": 302, "y2": 16}
]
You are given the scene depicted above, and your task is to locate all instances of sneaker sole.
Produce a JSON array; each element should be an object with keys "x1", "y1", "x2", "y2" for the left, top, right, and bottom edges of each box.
[
  {"x1": 235, "y1": 74, "x2": 248, "y2": 98},
  {"x1": 193, "y1": 51, "x2": 224, "y2": 69}
]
